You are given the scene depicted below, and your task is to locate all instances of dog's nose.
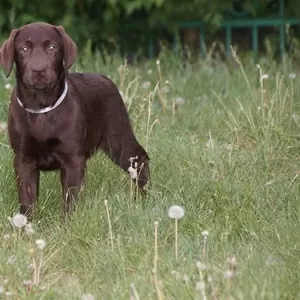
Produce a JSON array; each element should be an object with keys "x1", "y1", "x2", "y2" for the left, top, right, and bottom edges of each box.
[{"x1": 32, "y1": 67, "x2": 46, "y2": 77}]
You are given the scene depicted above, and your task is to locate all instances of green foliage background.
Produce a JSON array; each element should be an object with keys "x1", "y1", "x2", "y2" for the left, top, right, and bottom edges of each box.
[{"x1": 1, "y1": 0, "x2": 300, "y2": 54}]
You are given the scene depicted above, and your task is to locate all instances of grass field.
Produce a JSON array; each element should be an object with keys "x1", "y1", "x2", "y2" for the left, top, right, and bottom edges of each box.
[{"x1": 1, "y1": 50, "x2": 300, "y2": 299}]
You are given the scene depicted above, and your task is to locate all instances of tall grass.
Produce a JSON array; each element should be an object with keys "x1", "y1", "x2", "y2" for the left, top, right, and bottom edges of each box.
[{"x1": 1, "y1": 49, "x2": 300, "y2": 299}]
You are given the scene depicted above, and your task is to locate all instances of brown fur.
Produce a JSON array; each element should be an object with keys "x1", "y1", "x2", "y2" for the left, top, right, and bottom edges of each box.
[{"x1": 0, "y1": 22, "x2": 150, "y2": 218}]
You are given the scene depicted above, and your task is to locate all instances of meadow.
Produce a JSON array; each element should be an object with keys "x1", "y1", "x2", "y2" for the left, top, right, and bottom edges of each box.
[{"x1": 0, "y1": 48, "x2": 300, "y2": 299}]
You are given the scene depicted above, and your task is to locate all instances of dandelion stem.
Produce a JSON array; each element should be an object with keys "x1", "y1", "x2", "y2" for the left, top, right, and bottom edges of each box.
[
  {"x1": 36, "y1": 252, "x2": 44, "y2": 287},
  {"x1": 154, "y1": 221, "x2": 158, "y2": 273},
  {"x1": 130, "y1": 283, "x2": 140, "y2": 300},
  {"x1": 104, "y1": 200, "x2": 114, "y2": 251},
  {"x1": 175, "y1": 218, "x2": 178, "y2": 260}
]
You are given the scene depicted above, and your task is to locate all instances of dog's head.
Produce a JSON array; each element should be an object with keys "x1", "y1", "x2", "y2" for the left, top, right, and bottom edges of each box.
[{"x1": 0, "y1": 22, "x2": 77, "y2": 90}]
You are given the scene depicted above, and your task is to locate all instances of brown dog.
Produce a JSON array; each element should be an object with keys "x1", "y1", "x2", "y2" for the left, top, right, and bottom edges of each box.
[{"x1": 0, "y1": 22, "x2": 150, "y2": 218}]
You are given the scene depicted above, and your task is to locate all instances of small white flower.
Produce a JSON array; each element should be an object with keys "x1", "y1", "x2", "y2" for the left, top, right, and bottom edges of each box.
[
  {"x1": 7, "y1": 256, "x2": 16, "y2": 265},
  {"x1": 195, "y1": 281, "x2": 205, "y2": 291},
  {"x1": 128, "y1": 166, "x2": 137, "y2": 179},
  {"x1": 35, "y1": 239, "x2": 46, "y2": 250},
  {"x1": 5, "y1": 83, "x2": 11, "y2": 90},
  {"x1": 168, "y1": 205, "x2": 184, "y2": 219},
  {"x1": 24, "y1": 223, "x2": 35, "y2": 235},
  {"x1": 3, "y1": 233, "x2": 10, "y2": 240},
  {"x1": 201, "y1": 230, "x2": 209, "y2": 237},
  {"x1": 11, "y1": 213, "x2": 27, "y2": 228},
  {"x1": 196, "y1": 261, "x2": 207, "y2": 271},
  {"x1": 289, "y1": 73, "x2": 296, "y2": 79},
  {"x1": 81, "y1": 293, "x2": 95, "y2": 300},
  {"x1": 224, "y1": 270, "x2": 234, "y2": 279},
  {"x1": 175, "y1": 97, "x2": 185, "y2": 106}
]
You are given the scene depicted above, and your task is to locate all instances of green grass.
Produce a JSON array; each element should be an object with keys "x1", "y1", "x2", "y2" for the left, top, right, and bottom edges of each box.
[{"x1": 1, "y1": 51, "x2": 300, "y2": 299}]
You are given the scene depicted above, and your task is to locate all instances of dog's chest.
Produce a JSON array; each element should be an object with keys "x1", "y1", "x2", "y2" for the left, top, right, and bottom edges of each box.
[{"x1": 27, "y1": 114, "x2": 58, "y2": 141}]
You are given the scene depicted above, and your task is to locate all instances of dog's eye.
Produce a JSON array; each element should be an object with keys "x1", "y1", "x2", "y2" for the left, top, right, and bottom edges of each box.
[
  {"x1": 47, "y1": 45, "x2": 56, "y2": 51},
  {"x1": 20, "y1": 46, "x2": 29, "y2": 52}
]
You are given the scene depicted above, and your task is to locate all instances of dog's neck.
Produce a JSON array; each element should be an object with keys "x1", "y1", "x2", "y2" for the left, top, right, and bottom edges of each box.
[{"x1": 16, "y1": 75, "x2": 66, "y2": 111}]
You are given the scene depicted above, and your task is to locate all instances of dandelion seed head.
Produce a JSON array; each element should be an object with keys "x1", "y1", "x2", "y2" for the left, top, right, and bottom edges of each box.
[
  {"x1": 182, "y1": 274, "x2": 189, "y2": 283},
  {"x1": 195, "y1": 281, "x2": 205, "y2": 291},
  {"x1": 128, "y1": 166, "x2": 137, "y2": 179},
  {"x1": 227, "y1": 254, "x2": 237, "y2": 267},
  {"x1": 289, "y1": 73, "x2": 296, "y2": 79},
  {"x1": 201, "y1": 230, "x2": 209, "y2": 237},
  {"x1": 224, "y1": 270, "x2": 234, "y2": 279},
  {"x1": 3, "y1": 233, "x2": 10, "y2": 240},
  {"x1": 5, "y1": 83, "x2": 11, "y2": 90},
  {"x1": 11, "y1": 213, "x2": 27, "y2": 228},
  {"x1": 171, "y1": 270, "x2": 181, "y2": 280},
  {"x1": 175, "y1": 97, "x2": 185, "y2": 106},
  {"x1": 141, "y1": 81, "x2": 151, "y2": 89},
  {"x1": 81, "y1": 293, "x2": 95, "y2": 300},
  {"x1": 196, "y1": 261, "x2": 207, "y2": 271},
  {"x1": 23, "y1": 280, "x2": 32, "y2": 287},
  {"x1": 168, "y1": 205, "x2": 184, "y2": 219},
  {"x1": 0, "y1": 122, "x2": 7, "y2": 132},
  {"x1": 24, "y1": 223, "x2": 35, "y2": 235},
  {"x1": 261, "y1": 74, "x2": 269, "y2": 80},
  {"x1": 7, "y1": 256, "x2": 16, "y2": 265},
  {"x1": 156, "y1": 60, "x2": 160, "y2": 65},
  {"x1": 35, "y1": 239, "x2": 46, "y2": 250}
]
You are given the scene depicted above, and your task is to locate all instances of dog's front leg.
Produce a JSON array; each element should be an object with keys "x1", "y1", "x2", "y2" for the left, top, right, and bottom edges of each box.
[
  {"x1": 60, "y1": 156, "x2": 86, "y2": 217},
  {"x1": 14, "y1": 156, "x2": 40, "y2": 219}
]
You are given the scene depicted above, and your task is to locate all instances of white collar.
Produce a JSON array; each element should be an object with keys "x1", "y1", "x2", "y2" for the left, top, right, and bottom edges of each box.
[{"x1": 16, "y1": 81, "x2": 68, "y2": 114}]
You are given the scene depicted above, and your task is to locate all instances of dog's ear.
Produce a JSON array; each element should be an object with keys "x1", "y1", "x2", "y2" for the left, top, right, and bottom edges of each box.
[
  {"x1": 55, "y1": 26, "x2": 77, "y2": 70},
  {"x1": 0, "y1": 29, "x2": 19, "y2": 77}
]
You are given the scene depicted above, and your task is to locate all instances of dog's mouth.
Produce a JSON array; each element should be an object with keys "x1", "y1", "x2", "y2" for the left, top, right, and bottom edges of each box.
[{"x1": 33, "y1": 83, "x2": 47, "y2": 90}]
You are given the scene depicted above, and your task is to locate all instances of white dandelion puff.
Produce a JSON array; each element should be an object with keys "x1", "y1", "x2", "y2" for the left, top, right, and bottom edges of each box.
[
  {"x1": 289, "y1": 73, "x2": 296, "y2": 79},
  {"x1": 195, "y1": 281, "x2": 205, "y2": 292},
  {"x1": 196, "y1": 261, "x2": 207, "y2": 271},
  {"x1": 201, "y1": 230, "x2": 209, "y2": 237},
  {"x1": 5, "y1": 83, "x2": 11, "y2": 90},
  {"x1": 224, "y1": 270, "x2": 235, "y2": 279},
  {"x1": 175, "y1": 97, "x2": 185, "y2": 106},
  {"x1": 24, "y1": 223, "x2": 35, "y2": 235},
  {"x1": 156, "y1": 60, "x2": 160, "y2": 65},
  {"x1": 35, "y1": 239, "x2": 46, "y2": 250},
  {"x1": 11, "y1": 213, "x2": 27, "y2": 228},
  {"x1": 81, "y1": 294, "x2": 95, "y2": 300},
  {"x1": 7, "y1": 256, "x2": 16, "y2": 265},
  {"x1": 128, "y1": 166, "x2": 137, "y2": 179},
  {"x1": 168, "y1": 205, "x2": 184, "y2": 219},
  {"x1": 23, "y1": 280, "x2": 32, "y2": 287}
]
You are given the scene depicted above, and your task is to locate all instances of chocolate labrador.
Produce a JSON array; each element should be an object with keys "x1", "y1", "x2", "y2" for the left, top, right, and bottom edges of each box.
[{"x1": 0, "y1": 22, "x2": 150, "y2": 218}]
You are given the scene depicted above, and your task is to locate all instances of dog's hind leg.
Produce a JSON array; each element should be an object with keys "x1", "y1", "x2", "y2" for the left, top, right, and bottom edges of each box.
[{"x1": 100, "y1": 136, "x2": 150, "y2": 192}]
